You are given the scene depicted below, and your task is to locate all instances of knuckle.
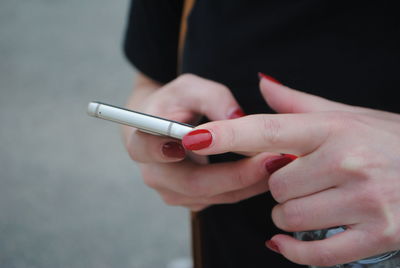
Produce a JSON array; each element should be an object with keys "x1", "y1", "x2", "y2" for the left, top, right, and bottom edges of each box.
[
  {"x1": 376, "y1": 210, "x2": 400, "y2": 246},
  {"x1": 183, "y1": 171, "x2": 207, "y2": 198},
  {"x1": 211, "y1": 122, "x2": 237, "y2": 150},
  {"x1": 175, "y1": 73, "x2": 196, "y2": 85},
  {"x1": 127, "y1": 147, "x2": 141, "y2": 162},
  {"x1": 326, "y1": 111, "x2": 360, "y2": 132},
  {"x1": 338, "y1": 147, "x2": 385, "y2": 179},
  {"x1": 166, "y1": 74, "x2": 193, "y2": 94},
  {"x1": 379, "y1": 230, "x2": 398, "y2": 246},
  {"x1": 189, "y1": 205, "x2": 207, "y2": 212},
  {"x1": 227, "y1": 192, "x2": 243, "y2": 203},
  {"x1": 217, "y1": 181, "x2": 268, "y2": 205},
  {"x1": 314, "y1": 248, "x2": 338, "y2": 267},
  {"x1": 126, "y1": 131, "x2": 160, "y2": 163},
  {"x1": 225, "y1": 123, "x2": 237, "y2": 149},
  {"x1": 355, "y1": 185, "x2": 400, "y2": 243},
  {"x1": 140, "y1": 166, "x2": 159, "y2": 189},
  {"x1": 268, "y1": 175, "x2": 288, "y2": 203},
  {"x1": 220, "y1": 191, "x2": 244, "y2": 204},
  {"x1": 280, "y1": 201, "x2": 304, "y2": 231},
  {"x1": 259, "y1": 116, "x2": 282, "y2": 146},
  {"x1": 354, "y1": 184, "x2": 383, "y2": 213},
  {"x1": 142, "y1": 175, "x2": 158, "y2": 189},
  {"x1": 383, "y1": 227, "x2": 400, "y2": 245},
  {"x1": 212, "y1": 83, "x2": 230, "y2": 96},
  {"x1": 160, "y1": 193, "x2": 180, "y2": 206},
  {"x1": 232, "y1": 165, "x2": 249, "y2": 189},
  {"x1": 126, "y1": 136, "x2": 143, "y2": 162},
  {"x1": 271, "y1": 206, "x2": 281, "y2": 227}
]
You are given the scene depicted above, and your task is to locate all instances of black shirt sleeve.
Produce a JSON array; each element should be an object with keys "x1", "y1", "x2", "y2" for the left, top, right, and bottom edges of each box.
[{"x1": 123, "y1": 0, "x2": 183, "y2": 84}]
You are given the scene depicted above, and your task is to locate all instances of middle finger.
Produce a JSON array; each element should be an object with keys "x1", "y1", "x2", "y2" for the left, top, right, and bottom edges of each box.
[
  {"x1": 268, "y1": 153, "x2": 343, "y2": 203},
  {"x1": 146, "y1": 152, "x2": 275, "y2": 198}
]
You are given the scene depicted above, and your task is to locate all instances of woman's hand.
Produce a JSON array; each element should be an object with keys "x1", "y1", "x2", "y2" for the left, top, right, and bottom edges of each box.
[
  {"x1": 182, "y1": 76, "x2": 400, "y2": 266},
  {"x1": 124, "y1": 73, "x2": 276, "y2": 211}
]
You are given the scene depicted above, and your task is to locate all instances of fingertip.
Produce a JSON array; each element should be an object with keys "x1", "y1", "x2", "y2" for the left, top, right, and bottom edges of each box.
[
  {"x1": 258, "y1": 74, "x2": 302, "y2": 114},
  {"x1": 162, "y1": 141, "x2": 186, "y2": 159},
  {"x1": 258, "y1": 72, "x2": 282, "y2": 85},
  {"x1": 182, "y1": 129, "x2": 213, "y2": 151},
  {"x1": 264, "y1": 154, "x2": 297, "y2": 175},
  {"x1": 265, "y1": 239, "x2": 282, "y2": 254},
  {"x1": 227, "y1": 107, "x2": 246, "y2": 119},
  {"x1": 281, "y1": 153, "x2": 298, "y2": 161},
  {"x1": 128, "y1": 130, "x2": 187, "y2": 163},
  {"x1": 266, "y1": 234, "x2": 305, "y2": 264},
  {"x1": 269, "y1": 233, "x2": 294, "y2": 245}
]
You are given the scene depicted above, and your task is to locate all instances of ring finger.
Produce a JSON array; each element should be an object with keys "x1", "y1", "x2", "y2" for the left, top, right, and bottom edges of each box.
[{"x1": 272, "y1": 187, "x2": 360, "y2": 232}]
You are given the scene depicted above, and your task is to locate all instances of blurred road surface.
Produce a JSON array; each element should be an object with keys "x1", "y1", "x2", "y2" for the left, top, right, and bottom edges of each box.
[{"x1": 0, "y1": 1, "x2": 190, "y2": 267}]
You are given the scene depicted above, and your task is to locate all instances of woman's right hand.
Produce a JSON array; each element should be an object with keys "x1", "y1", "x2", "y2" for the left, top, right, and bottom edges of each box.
[{"x1": 123, "y1": 73, "x2": 277, "y2": 211}]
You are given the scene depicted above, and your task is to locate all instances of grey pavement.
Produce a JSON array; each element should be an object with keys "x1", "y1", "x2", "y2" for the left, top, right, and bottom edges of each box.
[{"x1": 0, "y1": 1, "x2": 190, "y2": 267}]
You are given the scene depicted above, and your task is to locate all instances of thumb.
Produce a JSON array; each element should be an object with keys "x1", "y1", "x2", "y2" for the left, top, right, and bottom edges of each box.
[{"x1": 258, "y1": 73, "x2": 354, "y2": 114}]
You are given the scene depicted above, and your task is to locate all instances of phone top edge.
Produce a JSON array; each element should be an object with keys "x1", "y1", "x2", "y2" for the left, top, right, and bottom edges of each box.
[
  {"x1": 87, "y1": 102, "x2": 100, "y2": 117},
  {"x1": 87, "y1": 101, "x2": 194, "y2": 128}
]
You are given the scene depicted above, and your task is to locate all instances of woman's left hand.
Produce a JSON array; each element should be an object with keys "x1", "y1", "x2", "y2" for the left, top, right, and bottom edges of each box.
[{"x1": 182, "y1": 76, "x2": 400, "y2": 266}]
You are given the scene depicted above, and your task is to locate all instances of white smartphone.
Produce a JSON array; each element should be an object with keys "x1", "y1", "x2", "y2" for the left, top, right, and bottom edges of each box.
[{"x1": 87, "y1": 102, "x2": 194, "y2": 140}]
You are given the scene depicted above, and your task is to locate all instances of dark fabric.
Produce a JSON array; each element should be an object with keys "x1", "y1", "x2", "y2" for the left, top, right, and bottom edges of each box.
[
  {"x1": 124, "y1": 0, "x2": 183, "y2": 84},
  {"x1": 124, "y1": 1, "x2": 400, "y2": 267}
]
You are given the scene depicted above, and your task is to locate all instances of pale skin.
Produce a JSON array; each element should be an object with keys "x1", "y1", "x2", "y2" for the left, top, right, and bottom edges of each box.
[
  {"x1": 124, "y1": 72, "x2": 400, "y2": 266},
  {"x1": 123, "y1": 73, "x2": 275, "y2": 211}
]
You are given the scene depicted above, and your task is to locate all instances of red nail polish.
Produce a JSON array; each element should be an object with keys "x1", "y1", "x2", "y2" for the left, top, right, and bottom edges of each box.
[
  {"x1": 228, "y1": 108, "x2": 246, "y2": 119},
  {"x1": 162, "y1": 142, "x2": 186, "y2": 158},
  {"x1": 182, "y1": 129, "x2": 212, "y2": 150},
  {"x1": 281, "y1": 153, "x2": 298, "y2": 161},
  {"x1": 265, "y1": 154, "x2": 297, "y2": 175},
  {"x1": 258, "y1": 72, "x2": 282, "y2": 85},
  {"x1": 266, "y1": 240, "x2": 281, "y2": 254}
]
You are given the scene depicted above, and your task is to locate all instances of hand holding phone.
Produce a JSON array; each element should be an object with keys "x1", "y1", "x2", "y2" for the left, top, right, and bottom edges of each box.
[{"x1": 86, "y1": 76, "x2": 270, "y2": 213}]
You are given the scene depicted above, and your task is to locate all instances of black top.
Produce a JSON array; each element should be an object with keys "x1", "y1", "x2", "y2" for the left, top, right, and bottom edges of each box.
[{"x1": 124, "y1": 1, "x2": 400, "y2": 267}]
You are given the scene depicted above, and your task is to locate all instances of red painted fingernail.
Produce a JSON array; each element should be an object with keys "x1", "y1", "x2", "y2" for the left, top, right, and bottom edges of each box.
[
  {"x1": 258, "y1": 72, "x2": 282, "y2": 85},
  {"x1": 266, "y1": 240, "x2": 281, "y2": 254},
  {"x1": 281, "y1": 153, "x2": 298, "y2": 161},
  {"x1": 228, "y1": 108, "x2": 246, "y2": 119},
  {"x1": 182, "y1": 129, "x2": 212, "y2": 150},
  {"x1": 162, "y1": 142, "x2": 186, "y2": 158},
  {"x1": 265, "y1": 154, "x2": 297, "y2": 175}
]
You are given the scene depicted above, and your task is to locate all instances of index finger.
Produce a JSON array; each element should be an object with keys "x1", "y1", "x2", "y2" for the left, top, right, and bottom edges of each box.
[{"x1": 182, "y1": 113, "x2": 331, "y2": 156}]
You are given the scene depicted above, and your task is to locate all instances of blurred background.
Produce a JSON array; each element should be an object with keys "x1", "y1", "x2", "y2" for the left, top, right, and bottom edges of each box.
[{"x1": 0, "y1": 0, "x2": 191, "y2": 267}]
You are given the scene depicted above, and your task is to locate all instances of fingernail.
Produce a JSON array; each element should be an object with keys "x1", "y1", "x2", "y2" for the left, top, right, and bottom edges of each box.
[
  {"x1": 162, "y1": 142, "x2": 186, "y2": 158},
  {"x1": 265, "y1": 154, "x2": 297, "y2": 175},
  {"x1": 281, "y1": 153, "x2": 298, "y2": 161},
  {"x1": 228, "y1": 108, "x2": 246, "y2": 119},
  {"x1": 258, "y1": 72, "x2": 282, "y2": 85},
  {"x1": 182, "y1": 129, "x2": 212, "y2": 150},
  {"x1": 266, "y1": 240, "x2": 281, "y2": 254}
]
